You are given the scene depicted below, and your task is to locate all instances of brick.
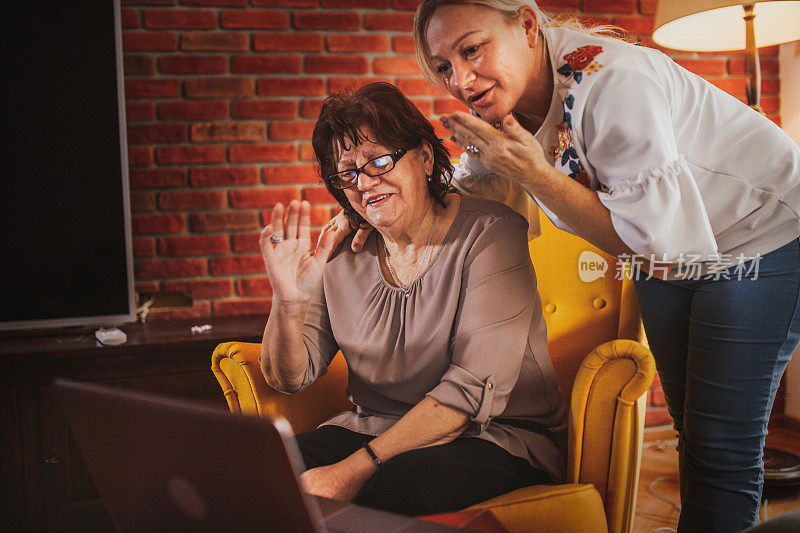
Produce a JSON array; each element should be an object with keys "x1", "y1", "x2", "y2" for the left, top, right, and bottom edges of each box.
[
  {"x1": 159, "y1": 190, "x2": 227, "y2": 210},
  {"x1": 364, "y1": 13, "x2": 414, "y2": 32},
  {"x1": 300, "y1": 99, "x2": 323, "y2": 118},
  {"x1": 327, "y1": 34, "x2": 390, "y2": 53},
  {"x1": 191, "y1": 167, "x2": 259, "y2": 187},
  {"x1": 294, "y1": 11, "x2": 361, "y2": 31},
  {"x1": 135, "y1": 258, "x2": 207, "y2": 279},
  {"x1": 229, "y1": 187, "x2": 301, "y2": 208},
  {"x1": 131, "y1": 191, "x2": 156, "y2": 212},
  {"x1": 233, "y1": 232, "x2": 261, "y2": 252},
  {"x1": 392, "y1": 0, "x2": 422, "y2": 9},
  {"x1": 162, "y1": 279, "x2": 234, "y2": 298},
  {"x1": 613, "y1": 16, "x2": 654, "y2": 36},
  {"x1": 302, "y1": 186, "x2": 336, "y2": 203},
  {"x1": 133, "y1": 237, "x2": 156, "y2": 257},
  {"x1": 576, "y1": 15, "x2": 613, "y2": 28},
  {"x1": 191, "y1": 211, "x2": 260, "y2": 232},
  {"x1": 146, "y1": 301, "x2": 212, "y2": 321},
  {"x1": 762, "y1": 78, "x2": 780, "y2": 94},
  {"x1": 327, "y1": 76, "x2": 392, "y2": 93},
  {"x1": 645, "y1": 406, "x2": 673, "y2": 427},
  {"x1": 128, "y1": 147, "x2": 154, "y2": 167},
  {"x1": 258, "y1": 77, "x2": 325, "y2": 96},
  {"x1": 411, "y1": 99, "x2": 432, "y2": 115},
  {"x1": 213, "y1": 298, "x2": 270, "y2": 317},
  {"x1": 185, "y1": 78, "x2": 254, "y2": 98},
  {"x1": 181, "y1": 32, "x2": 249, "y2": 52},
  {"x1": 262, "y1": 164, "x2": 320, "y2": 184},
  {"x1": 322, "y1": 0, "x2": 389, "y2": 7},
  {"x1": 125, "y1": 79, "x2": 181, "y2": 98},
  {"x1": 229, "y1": 143, "x2": 297, "y2": 162},
  {"x1": 237, "y1": 277, "x2": 272, "y2": 296},
  {"x1": 159, "y1": 235, "x2": 230, "y2": 255},
  {"x1": 159, "y1": 101, "x2": 229, "y2": 120},
  {"x1": 675, "y1": 58, "x2": 727, "y2": 76},
  {"x1": 144, "y1": 9, "x2": 216, "y2": 29},
  {"x1": 729, "y1": 57, "x2": 779, "y2": 76},
  {"x1": 299, "y1": 142, "x2": 316, "y2": 162},
  {"x1": 156, "y1": 145, "x2": 227, "y2": 165},
  {"x1": 127, "y1": 123, "x2": 187, "y2": 144},
  {"x1": 709, "y1": 78, "x2": 745, "y2": 95},
  {"x1": 121, "y1": 0, "x2": 176, "y2": 5},
  {"x1": 650, "y1": 384, "x2": 666, "y2": 407},
  {"x1": 123, "y1": 32, "x2": 178, "y2": 51},
  {"x1": 159, "y1": 55, "x2": 227, "y2": 74},
  {"x1": 209, "y1": 255, "x2": 265, "y2": 274},
  {"x1": 191, "y1": 122, "x2": 267, "y2": 142},
  {"x1": 126, "y1": 102, "x2": 156, "y2": 121},
  {"x1": 132, "y1": 213, "x2": 186, "y2": 235},
  {"x1": 135, "y1": 282, "x2": 159, "y2": 295},
  {"x1": 252, "y1": 0, "x2": 316, "y2": 6},
  {"x1": 254, "y1": 33, "x2": 323, "y2": 52},
  {"x1": 639, "y1": 0, "x2": 657, "y2": 15},
  {"x1": 121, "y1": 8, "x2": 140, "y2": 28},
  {"x1": 221, "y1": 9, "x2": 290, "y2": 29},
  {"x1": 396, "y1": 78, "x2": 441, "y2": 96},
  {"x1": 232, "y1": 100, "x2": 298, "y2": 119},
  {"x1": 583, "y1": 0, "x2": 636, "y2": 14},
  {"x1": 269, "y1": 121, "x2": 316, "y2": 141},
  {"x1": 374, "y1": 56, "x2": 420, "y2": 75},
  {"x1": 539, "y1": 0, "x2": 579, "y2": 9},
  {"x1": 181, "y1": 0, "x2": 247, "y2": 5},
  {"x1": 434, "y1": 98, "x2": 469, "y2": 114},
  {"x1": 305, "y1": 55, "x2": 368, "y2": 74},
  {"x1": 392, "y1": 35, "x2": 415, "y2": 54},
  {"x1": 130, "y1": 168, "x2": 186, "y2": 189},
  {"x1": 124, "y1": 55, "x2": 156, "y2": 76},
  {"x1": 759, "y1": 95, "x2": 779, "y2": 114},
  {"x1": 231, "y1": 55, "x2": 301, "y2": 74}
]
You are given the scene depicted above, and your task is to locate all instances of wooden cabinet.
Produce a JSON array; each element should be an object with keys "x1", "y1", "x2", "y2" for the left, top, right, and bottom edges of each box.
[{"x1": 0, "y1": 316, "x2": 263, "y2": 531}]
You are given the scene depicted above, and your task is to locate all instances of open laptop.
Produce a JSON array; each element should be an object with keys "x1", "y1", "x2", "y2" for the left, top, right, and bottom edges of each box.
[{"x1": 53, "y1": 379, "x2": 458, "y2": 532}]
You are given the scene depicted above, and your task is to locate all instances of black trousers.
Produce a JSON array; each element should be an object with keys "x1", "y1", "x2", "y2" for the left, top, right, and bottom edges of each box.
[{"x1": 295, "y1": 425, "x2": 551, "y2": 517}]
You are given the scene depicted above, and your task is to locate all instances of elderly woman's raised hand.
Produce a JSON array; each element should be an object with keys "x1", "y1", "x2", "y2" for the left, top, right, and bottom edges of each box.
[
  {"x1": 260, "y1": 200, "x2": 338, "y2": 304},
  {"x1": 441, "y1": 111, "x2": 551, "y2": 193}
]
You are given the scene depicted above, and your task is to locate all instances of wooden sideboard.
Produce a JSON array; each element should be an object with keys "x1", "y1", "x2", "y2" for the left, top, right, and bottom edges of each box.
[{"x1": 0, "y1": 316, "x2": 264, "y2": 532}]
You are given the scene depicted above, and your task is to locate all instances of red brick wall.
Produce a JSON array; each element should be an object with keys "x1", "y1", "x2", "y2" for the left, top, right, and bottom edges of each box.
[{"x1": 121, "y1": 0, "x2": 782, "y2": 424}]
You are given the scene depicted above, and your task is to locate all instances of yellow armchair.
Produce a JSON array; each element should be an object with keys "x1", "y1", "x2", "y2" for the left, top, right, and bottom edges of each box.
[{"x1": 211, "y1": 212, "x2": 655, "y2": 533}]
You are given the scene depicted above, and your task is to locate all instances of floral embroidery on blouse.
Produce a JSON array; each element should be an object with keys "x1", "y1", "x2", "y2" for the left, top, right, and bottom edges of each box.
[
  {"x1": 556, "y1": 45, "x2": 604, "y2": 84},
  {"x1": 550, "y1": 45, "x2": 605, "y2": 188}
]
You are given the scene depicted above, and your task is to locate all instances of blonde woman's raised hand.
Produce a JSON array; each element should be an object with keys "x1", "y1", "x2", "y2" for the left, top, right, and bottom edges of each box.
[
  {"x1": 259, "y1": 200, "x2": 338, "y2": 304},
  {"x1": 441, "y1": 111, "x2": 551, "y2": 193}
]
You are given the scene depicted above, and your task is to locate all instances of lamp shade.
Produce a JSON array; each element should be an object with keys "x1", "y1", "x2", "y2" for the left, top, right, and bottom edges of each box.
[{"x1": 653, "y1": 0, "x2": 800, "y2": 51}]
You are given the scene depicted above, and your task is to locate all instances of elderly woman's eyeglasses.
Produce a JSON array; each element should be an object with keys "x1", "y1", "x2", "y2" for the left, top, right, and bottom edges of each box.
[{"x1": 327, "y1": 148, "x2": 409, "y2": 190}]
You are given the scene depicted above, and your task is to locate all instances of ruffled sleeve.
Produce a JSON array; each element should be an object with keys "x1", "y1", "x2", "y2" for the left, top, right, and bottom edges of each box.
[
  {"x1": 582, "y1": 66, "x2": 718, "y2": 261},
  {"x1": 452, "y1": 152, "x2": 542, "y2": 241},
  {"x1": 426, "y1": 212, "x2": 536, "y2": 433}
]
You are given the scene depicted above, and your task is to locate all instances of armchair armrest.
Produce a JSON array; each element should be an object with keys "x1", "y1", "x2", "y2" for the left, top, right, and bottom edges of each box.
[
  {"x1": 568, "y1": 339, "x2": 655, "y2": 533},
  {"x1": 211, "y1": 342, "x2": 352, "y2": 435}
]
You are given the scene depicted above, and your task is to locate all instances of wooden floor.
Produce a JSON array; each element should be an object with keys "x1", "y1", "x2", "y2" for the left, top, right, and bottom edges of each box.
[{"x1": 633, "y1": 423, "x2": 800, "y2": 533}]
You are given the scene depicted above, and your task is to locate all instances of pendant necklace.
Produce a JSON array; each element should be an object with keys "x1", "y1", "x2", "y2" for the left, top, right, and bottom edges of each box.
[{"x1": 383, "y1": 213, "x2": 438, "y2": 298}]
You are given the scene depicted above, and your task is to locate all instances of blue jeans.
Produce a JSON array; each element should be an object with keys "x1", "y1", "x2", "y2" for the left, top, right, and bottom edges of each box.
[{"x1": 634, "y1": 238, "x2": 800, "y2": 532}]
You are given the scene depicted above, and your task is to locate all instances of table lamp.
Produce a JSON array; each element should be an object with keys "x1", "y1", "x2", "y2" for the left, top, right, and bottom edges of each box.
[{"x1": 653, "y1": 1, "x2": 800, "y2": 112}]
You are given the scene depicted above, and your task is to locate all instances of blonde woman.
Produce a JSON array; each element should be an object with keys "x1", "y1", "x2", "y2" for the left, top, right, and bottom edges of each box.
[{"x1": 325, "y1": 1, "x2": 800, "y2": 530}]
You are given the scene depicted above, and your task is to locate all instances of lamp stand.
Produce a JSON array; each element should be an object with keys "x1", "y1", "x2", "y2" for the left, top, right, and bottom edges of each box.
[{"x1": 743, "y1": 4, "x2": 763, "y2": 113}]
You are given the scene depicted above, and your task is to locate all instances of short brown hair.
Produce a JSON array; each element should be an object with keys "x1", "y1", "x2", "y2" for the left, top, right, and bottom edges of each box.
[{"x1": 312, "y1": 82, "x2": 453, "y2": 229}]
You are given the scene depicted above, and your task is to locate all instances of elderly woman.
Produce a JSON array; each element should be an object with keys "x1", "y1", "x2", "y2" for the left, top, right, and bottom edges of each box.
[{"x1": 258, "y1": 82, "x2": 565, "y2": 516}]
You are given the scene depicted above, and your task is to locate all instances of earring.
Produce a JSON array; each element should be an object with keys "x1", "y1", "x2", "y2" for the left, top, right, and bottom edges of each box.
[{"x1": 427, "y1": 173, "x2": 434, "y2": 182}]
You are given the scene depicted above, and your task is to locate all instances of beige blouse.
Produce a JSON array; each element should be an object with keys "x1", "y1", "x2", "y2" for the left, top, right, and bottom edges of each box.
[{"x1": 300, "y1": 194, "x2": 567, "y2": 482}]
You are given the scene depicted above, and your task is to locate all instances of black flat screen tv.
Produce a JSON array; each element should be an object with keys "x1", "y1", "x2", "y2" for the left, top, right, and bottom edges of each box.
[{"x1": 1, "y1": 0, "x2": 135, "y2": 331}]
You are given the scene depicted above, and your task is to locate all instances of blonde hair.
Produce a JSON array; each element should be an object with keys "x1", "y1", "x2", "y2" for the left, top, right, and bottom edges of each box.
[{"x1": 413, "y1": 0, "x2": 627, "y2": 87}]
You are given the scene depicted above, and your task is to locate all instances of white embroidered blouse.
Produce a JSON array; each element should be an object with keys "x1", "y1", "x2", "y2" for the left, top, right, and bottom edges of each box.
[{"x1": 454, "y1": 25, "x2": 800, "y2": 273}]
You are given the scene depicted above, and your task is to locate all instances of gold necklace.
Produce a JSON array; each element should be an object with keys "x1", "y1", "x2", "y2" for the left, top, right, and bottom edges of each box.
[{"x1": 383, "y1": 213, "x2": 438, "y2": 297}]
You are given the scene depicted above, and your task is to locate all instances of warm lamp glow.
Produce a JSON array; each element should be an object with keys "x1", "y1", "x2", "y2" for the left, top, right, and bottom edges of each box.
[{"x1": 653, "y1": 1, "x2": 800, "y2": 51}]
